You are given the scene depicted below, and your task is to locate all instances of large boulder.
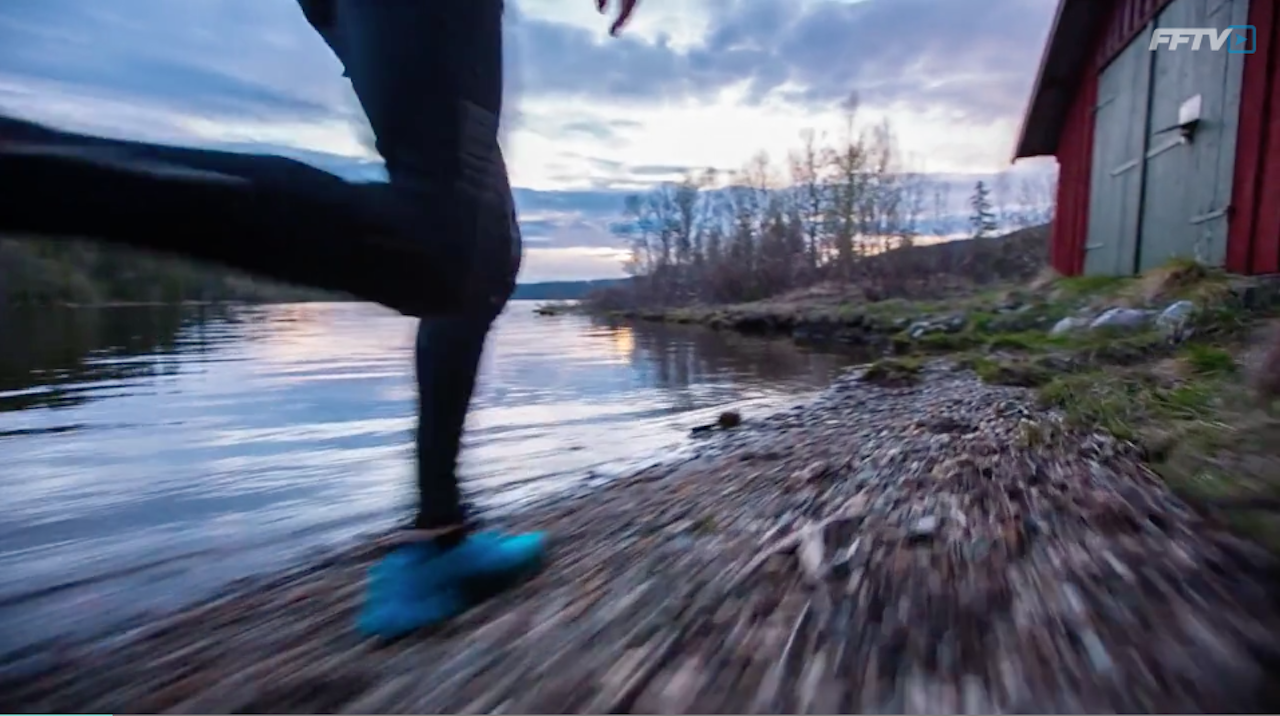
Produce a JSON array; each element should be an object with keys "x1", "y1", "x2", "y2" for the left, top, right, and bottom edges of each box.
[
  {"x1": 1089, "y1": 307, "x2": 1156, "y2": 332},
  {"x1": 1156, "y1": 300, "x2": 1197, "y2": 341}
]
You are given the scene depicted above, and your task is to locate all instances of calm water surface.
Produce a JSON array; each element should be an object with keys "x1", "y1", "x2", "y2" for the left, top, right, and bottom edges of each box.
[{"x1": 0, "y1": 301, "x2": 864, "y2": 653}]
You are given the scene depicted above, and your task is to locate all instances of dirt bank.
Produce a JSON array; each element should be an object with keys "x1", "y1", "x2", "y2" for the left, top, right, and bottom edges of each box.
[{"x1": 4, "y1": 360, "x2": 1279, "y2": 713}]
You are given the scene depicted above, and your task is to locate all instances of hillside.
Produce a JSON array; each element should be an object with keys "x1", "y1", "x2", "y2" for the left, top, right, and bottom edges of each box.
[
  {"x1": 870, "y1": 224, "x2": 1049, "y2": 283},
  {"x1": 0, "y1": 236, "x2": 637, "y2": 308},
  {"x1": 585, "y1": 224, "x2": 1051, "y2": 315},
  {"x1": 512, "y1": 278, "x2": 629, "y2": 301},
  {"x1": 0, "y1": 236, "x2": 341, "y2": 307}
]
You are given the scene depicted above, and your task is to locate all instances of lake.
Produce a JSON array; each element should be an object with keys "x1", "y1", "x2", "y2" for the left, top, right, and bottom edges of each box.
[{"x1": 0, "y1": 301, "x2": 865, "y2": 655}]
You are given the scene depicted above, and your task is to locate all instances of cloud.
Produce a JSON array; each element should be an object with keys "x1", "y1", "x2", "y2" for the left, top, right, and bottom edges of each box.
[
  {"x1": 513, "y1": 187, "x2": 631, "y2": 254},
  {"x1": 554, "y1": 118, "x2": 643, "y2": 142},
  {"x1": 536, "y1": 153, "x2": 721, "y2": 187},
  {"x1": 0, "y1": 0, "x2": 344, "y2": 124},
  {"x1": 520, "y1": 246, "x2": 632, "y2": 282},
  {"x1": 509, "y1": 0, "x2": 1053, "y2": 122},
  {"x1": 629, "y1": 164, "x2": 706, "y2": 177},
  {"x1": 0, "y1": 0, "x2": 1055, "y2": 145},
  {"x1": 0, "y1": 0, "x2": 1058, "y2": 281}
]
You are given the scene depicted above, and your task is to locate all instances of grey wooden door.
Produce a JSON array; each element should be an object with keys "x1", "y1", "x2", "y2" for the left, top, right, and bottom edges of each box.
[
  {"x1": 1085, "y1": 25, "x2": 1154, "y2": 276},
  {"x1": 1137, "y1": 0, "x2": 1247, "y2": 271}
]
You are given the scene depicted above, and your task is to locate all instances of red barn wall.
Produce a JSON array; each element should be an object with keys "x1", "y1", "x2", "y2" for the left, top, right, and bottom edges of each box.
[
  {"x1": 1228, "y1": 0, "x2": 1280, "y2": 274},
  {"x1": 1096, "y1": 0, "x2": 1174, "y2": 70},
  {"x1": 1050, "y1": 69, "x2": 1096, "y2": 276}
]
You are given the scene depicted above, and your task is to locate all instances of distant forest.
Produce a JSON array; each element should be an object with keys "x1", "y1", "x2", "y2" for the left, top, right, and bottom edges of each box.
[
  {"x1": 511, "y1": 279, "x2": 627, "y2": 301},
  {"x1": 0, "y1": 235, "x2": 626, "y2": 308},
  {"x1": 0, "y1": 236, "x2": 341, "y2": 307}
]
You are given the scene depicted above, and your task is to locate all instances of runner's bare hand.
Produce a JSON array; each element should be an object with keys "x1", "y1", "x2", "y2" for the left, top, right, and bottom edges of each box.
[{"x1": 596, "y1": 0, "x2": 639, "y2": 36}]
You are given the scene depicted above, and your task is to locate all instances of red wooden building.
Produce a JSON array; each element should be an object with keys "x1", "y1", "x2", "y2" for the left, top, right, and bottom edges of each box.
[{"x1": 1014, "y1": 0, "x2": 1280, "y2": 276}]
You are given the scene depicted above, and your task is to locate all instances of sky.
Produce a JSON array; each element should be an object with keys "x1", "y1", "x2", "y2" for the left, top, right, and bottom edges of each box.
[{"x1": 0, "y1": 0, "x2": 1061, "y2": 283}]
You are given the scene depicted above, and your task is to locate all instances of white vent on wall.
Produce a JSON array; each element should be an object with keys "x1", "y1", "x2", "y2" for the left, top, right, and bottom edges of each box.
[{"x1": 1179, "y1": 94, "x2": 1203, "y2": 127}]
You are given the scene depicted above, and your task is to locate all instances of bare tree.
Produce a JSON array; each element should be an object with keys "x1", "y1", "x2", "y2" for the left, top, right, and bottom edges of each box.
[
  {"x1": 1012, "y1": 173, "x2": 1058, "y2": 228},
  {"x1": 991, "y1": 172, "x2": 1012, "y2": 233},
  {"x1": 929, "y1": 181, "x2": 952, "y2": 240},
  {"x1": 825, "y1": 100, "x2": 868, "y2": 277},
  {"x1": 898, "y1": 171, "x2": 928, "y2": 247},
  {"x1": 789, "y1": 129, "x2": 829, "y2": 278}
]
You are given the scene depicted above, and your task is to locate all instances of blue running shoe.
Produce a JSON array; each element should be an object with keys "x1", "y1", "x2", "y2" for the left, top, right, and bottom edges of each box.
[{"x1": 357, "y1": 530, "x2": 547, "y2": 639}]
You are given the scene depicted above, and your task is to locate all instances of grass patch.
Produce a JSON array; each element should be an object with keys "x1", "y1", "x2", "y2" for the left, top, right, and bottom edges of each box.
[
  {"x1": 910, "y1": 332, "x2": 984, "y2": 353},
  {"x1": 1123, "y1": 257, "x2": 1232, "y2": 305},
  {"x1": 1180, "y1": 344, "x2": 1238, "y2": 376},
  {"x1": 984, "y1": 332, "x2": 1048, "y2": 352},
  {"x1": 968, "y1": 355, "x2": 1058, "y2": 387},
  {"x1": 1188, "y1": 294, "x2": 1254, "y2": 340},
  {"x1": 1051, "y1": 274, "x2": 1132, "y2": 299},
  {"x1": 861, "y1": 357, "x2": 923, "y2": 387},
  {"x1": 1021, "y1": 307, "x2": 1280, "y2": 552},
  {"x1": 1029, "y1": 352, "x2": 1280, "y2": 549},
  {"x1": 1073, "y1": 330, "x2": 1172, "y2": 367},
  {"x1": 1155, "y1": 395, "x2": 1280, "y2": 552},
  {"x1": 834, "y1": 303, "x2": 865, "y2": 321},
  {"x1": 667, "y1": 308, "x2": 705, "y2": 324},
  {"x1": 1035, "y1": 370, "x2": 1221, "y2": 442}
]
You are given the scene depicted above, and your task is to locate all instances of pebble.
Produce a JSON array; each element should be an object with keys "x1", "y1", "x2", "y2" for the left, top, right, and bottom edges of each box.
[{"x1": 908, "y1": 516, "x2": 940, "y2": 542}]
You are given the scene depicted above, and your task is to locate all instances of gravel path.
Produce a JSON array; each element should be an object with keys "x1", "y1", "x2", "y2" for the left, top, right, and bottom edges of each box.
[{"x1": 5, "y1": 362, "x2": 1280, "y2": 713}]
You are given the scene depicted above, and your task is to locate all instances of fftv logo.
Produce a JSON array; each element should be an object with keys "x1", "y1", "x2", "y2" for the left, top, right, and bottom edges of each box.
[{"x1": 1149, "y1": 26, "x2": 1256, "y2": 53}]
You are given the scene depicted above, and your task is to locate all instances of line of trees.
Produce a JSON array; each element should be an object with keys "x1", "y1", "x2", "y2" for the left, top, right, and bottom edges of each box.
[
  {"x1": 607, "y1": 104, "x2": 1057, "y2": 308},
  {"x1": 0, "y1": 237, "x2": 339, "y2": 307}
]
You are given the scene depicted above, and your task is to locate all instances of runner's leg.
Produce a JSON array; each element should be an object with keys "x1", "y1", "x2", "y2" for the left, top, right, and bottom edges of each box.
[
  {"x1": 412, "y1": 310, "x2": 494, "y2": 535},
  {"x1": 302, "y1": 0, "x2": 543, "y2": 638}
]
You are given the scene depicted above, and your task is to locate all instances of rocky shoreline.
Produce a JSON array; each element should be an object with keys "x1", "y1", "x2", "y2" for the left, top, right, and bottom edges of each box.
[
  {"x1": 6, "y1": 360, "x2": 1280, "y2": 713},
  {"x1": 604, "y1": 273, "x2": 1280, "y2": 354}
]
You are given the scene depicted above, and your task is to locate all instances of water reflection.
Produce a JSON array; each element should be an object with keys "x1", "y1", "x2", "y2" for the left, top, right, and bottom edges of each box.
[
  {"x1": 1, "y1": 306, "x2": 185, "y2": 415},
  {"x1": 0, "y1": 301, "x2": 866, "y2": 653},
  {"x1": 592, "y1": 315, "x2": 856, "y2": 395}
]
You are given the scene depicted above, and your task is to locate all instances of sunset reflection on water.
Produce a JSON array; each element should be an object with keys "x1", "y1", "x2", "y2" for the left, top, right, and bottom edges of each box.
[{"x1": 0, "y1": 300, "x2": 864, "y2": 653}]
